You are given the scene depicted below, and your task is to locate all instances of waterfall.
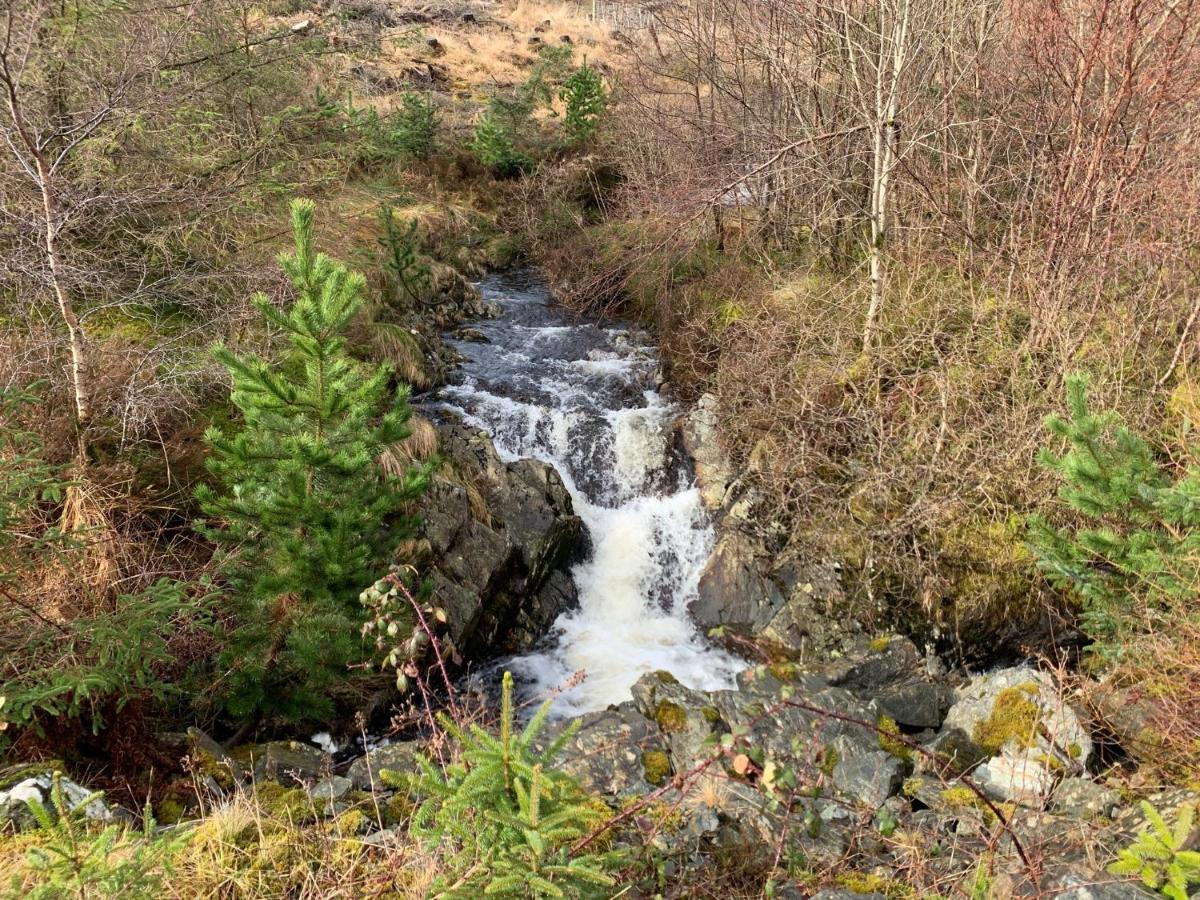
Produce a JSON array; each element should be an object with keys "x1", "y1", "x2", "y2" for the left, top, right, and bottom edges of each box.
[{"x1": 437, "y1": 271, "x2": 740, "y2": 714}]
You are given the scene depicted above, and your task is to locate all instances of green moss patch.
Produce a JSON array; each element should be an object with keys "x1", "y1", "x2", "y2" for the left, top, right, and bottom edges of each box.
[
  {"x1": 641, "y1": 750, "x2": 672, "y2": 786},
  {"x1": 973, "y1": 683, "x2": 1042, "y2": 755}
]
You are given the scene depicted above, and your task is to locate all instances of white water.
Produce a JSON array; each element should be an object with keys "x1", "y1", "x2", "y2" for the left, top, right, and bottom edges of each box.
[{"x1": 437, "y1": 272, "x2": 741, "y2": 715}]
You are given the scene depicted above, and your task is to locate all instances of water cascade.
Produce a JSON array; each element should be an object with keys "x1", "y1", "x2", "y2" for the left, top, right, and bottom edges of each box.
[{"x1": 437, "y1": 271, "x2": 740, "y2": 714}]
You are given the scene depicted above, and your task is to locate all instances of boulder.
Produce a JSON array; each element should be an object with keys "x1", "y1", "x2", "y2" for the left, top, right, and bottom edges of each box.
[
  {"x1": 829, "y1": 735, "x2": 905, "y2": 809},
  {"x1": 247, "y1": 741, "x2": 328, "y2": 787},
  {"x1": 874, "y1": 678, "x2": 953, "y2": 730},
  {"x1": 938, "y1": 667, "x2": 1092, "y2": 804},
  {"x1": 413, "y1": 418, "x2": 584, "y2": 657},
  {"x1": 542, "y1": 702, "x2": 665, "y2": 799}
]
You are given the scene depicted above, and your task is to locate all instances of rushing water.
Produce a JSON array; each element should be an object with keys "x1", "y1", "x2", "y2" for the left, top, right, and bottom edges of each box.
[{"x1": 436, "y1": 270, "x2": 741, "y2": 715}]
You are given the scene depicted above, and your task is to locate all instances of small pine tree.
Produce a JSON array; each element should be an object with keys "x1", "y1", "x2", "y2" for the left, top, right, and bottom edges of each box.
[
  {"x1": 377, "y1": 204, "x2": 431, "y2": 307},
  {"x1": 469, "y1": 112, "x2": 533, "y2": 179},
  {"x1": 1028, "y1": 374, "x2": 1200, "y2": 650},
  {"x1": 197, "y1": 199, "x2": 431, "y2": 722},
  {"x1": 1110, "y1": 801, "x2": 1200, "y2": 899},
  {"x1": 560, "y1": 60, "x2": 606, "y2": 145},
  {"x1": 382, "y1": 672, "x2": 621, "y2": 897},
  {"x1": 390, "y1": 91, "x2": 439, "y2": 160}
]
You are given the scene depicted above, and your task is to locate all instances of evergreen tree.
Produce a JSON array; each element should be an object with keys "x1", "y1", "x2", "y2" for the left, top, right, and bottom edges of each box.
[
  {"x1": 560, "y1": 60, "x2": 606, "y2": 145},
  {"x1": 1028, "y1": 375, "x2": 1200, "y2": 651},
  {"x1": 469, "y1": 112, "x2": 533, "y2": 179},
  {"x1": 383, "y1": 672, "x2": 620, "y2": 898},
  {"x1": 196, "y1": 199, "x2": 431, "y2": 722},
  {"x1": 390, "y1": 90, "x2": 439, "y2": 161},
  {"x1": 377, "y1": 204, "x2": 431, "y2": 307}
]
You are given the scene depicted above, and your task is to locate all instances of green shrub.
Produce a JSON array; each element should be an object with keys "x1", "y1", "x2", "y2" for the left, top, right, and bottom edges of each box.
[
  {"x1": 376, "y1": 205, "x2": 431, "y2": 307},
  {"x1": 1028, "y1": 374, "x2": 1199, "y2": 653},
  {"x1": 8, "y1": 773, "x2": 189, "y2": 900},
  {"x1": 384, "y1": 672, "x2": 621, "y2": 897},
  {"x1": 196, "y1": 199, "x2": 432, "y2": 723}
]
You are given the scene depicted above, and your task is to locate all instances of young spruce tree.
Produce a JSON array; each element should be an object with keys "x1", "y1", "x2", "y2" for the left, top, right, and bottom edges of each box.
[{"x1": 197, "y1": 199, "x2": 431, "y2": 723}]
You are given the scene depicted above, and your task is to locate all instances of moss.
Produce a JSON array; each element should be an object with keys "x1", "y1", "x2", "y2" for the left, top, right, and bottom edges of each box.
[
  {"x1": 192, "y1": 751, "x2": 238, "y2": 791},
  {"x1": 973, "y1": 683, "x2": 1042, "y2": 755},
  {"x1": 819, "y1": 746, "x2": 841, "y2": 777},
  {"x1": 641, "y1": 750, "x2": 672, "y2": 786},
  {"x1": 767, "y1": 662, "x2": 800, "y2": 683},
  {"x1": 902, "y1": 776, "x2": 925, "y2": 798},
  {"x1": 835, "y1": 870, "x2": 914, "y2": 898},
  {"x1": 330, "y1": 808, "x2": 369, "y2": 836},
  {"x1": 155, "y1": 797, "x2": 188, "y2": 826},
  {"x1": 652, "y1": 670, "x2": 680, "y2": 685},
  {"x1": 877, "y1": 715, "x2": 913, "y2": 762},
  {"x1": 384, "y1": 792, "x2": 415, "y2": 826},
  {"x1": 655, "y1": 700, "x2": 688, "y2": 733},
  {"x1": 700, "y1": 705, "x2": 721, "y2": 725},
  {"x1": 254, "y1": 782, "x2": 317, "y2": 824},
  {"x1": 869, "y1": 635, "x2": 893, "y2": 652},
  {"x1": 939, "y1": 786, "x2": 1015, "y2": 825}
]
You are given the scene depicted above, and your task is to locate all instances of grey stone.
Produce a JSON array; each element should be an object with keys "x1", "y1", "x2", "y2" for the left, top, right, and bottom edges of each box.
[
  {"x1": 0, "y1": 770, "x2": 122, "y2": 832},
  {"x1": 251, "y1": 741, "x2": 327, "y2": 787},
  {"x1": 308, "y1": 776, "x2": 353, "y2": 803},
  {"x1": 810, "y1": 892, "x2": 886, "y2": 900},
  {"x1": 830, "y1": 736, "x2": 905, "y2": 809},
  {"x1": 1052, "y1": 777, "x2": 1121, "y2": 821},
  {"x1": 347, "y1": 742, "x2": 421, "y2": 791},
  {"x1": 680, "y1": 393, "x2": 734, "y2": 512},
  {"x1": 875, "y1": 678, "x2": 953, "y2": 729}
]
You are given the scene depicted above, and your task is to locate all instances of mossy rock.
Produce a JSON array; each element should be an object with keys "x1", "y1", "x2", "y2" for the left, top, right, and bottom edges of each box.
[
  {"x1": 641, "y1": 750, "x2": 672, "y2": 787},
  {"x1": 876, "y1": 715, "x2": 913, "y2": 762}
]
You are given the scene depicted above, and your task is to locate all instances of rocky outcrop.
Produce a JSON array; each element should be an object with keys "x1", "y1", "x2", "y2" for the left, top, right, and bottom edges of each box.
[
  {"x1": 681, "y1": 394, "x2": 864, "y2": 659},
  {"x1": 0, "y1": 764, "x2": 125, "y2": 832},
  {"x1": 412, "y1": 416, "x2": 583, "y2": 657}
]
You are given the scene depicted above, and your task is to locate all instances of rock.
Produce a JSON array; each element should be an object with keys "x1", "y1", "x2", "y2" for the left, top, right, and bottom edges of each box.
[
  {"x1": 1051, "y1": 777, "x2": 1120, "y2": 821},
  {"x1": 527, "y1": 35, "x2": 543, "y2": 46},
  {"x1": 938, "y1": 667, "x2": 1092, "y2": 805},
  {"x1": 560, "y1": 34, "x2": 572, "y2": 43},
  {"x1": 973, "y1": 747, "x2": 1055, "y2": 805},
  {"x1": 680, "y1": 394, "x2": 733, "y2": 511},
  {"x1": 425, "y1": 37, "x2": 445, "y2": 55},
  {"x1": 631, "y1": 671, "x2": 724, "y2": 770},
  {"x1": 829, "y1": 735, "x2": 905, "y2": 809},
  {"x1": 346, "y1": 742, "x2": 421, "y2": 791},
  {"x1": 454, "y1": 326, "x2": 489, "y2": 343},
  {"x1": 923, "y1": 726, "x2": 990, "y2": 774},
  {"x1": 691, "y1": 532, "x2": 782, "y2": 634},
  {"x1": 874, "y1": 678, "x2": 953, "y2": 730},
  {"x1": 248, "y1": 741, "x2": 327, "y2": 787},
  {"x1": 810, "y1": 892, "x2": 887, "y2": 900},
  {"x1": 462, "y1": 12, "x2": 476, "y2": 23},
  {"x1": 414, "y1": 418, "x2": 583, "y2": 656},
  {"x1": 542, "y1": 702, "x2": 664, "y2": 799},
  {"x1": 0, "y1": 768, "x2": 123, "y2": 832},
  {"x1": 827, "y1": 636, "x2": 921, "y2": 693},
  {"x1": 308, "y1": 776, "x2": 353, "y2": 804}
]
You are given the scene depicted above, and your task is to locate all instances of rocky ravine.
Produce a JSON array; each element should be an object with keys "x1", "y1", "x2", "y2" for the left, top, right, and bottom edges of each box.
[{"x1": 2, "y1": 281, "x2": 1195, "y2": 898}]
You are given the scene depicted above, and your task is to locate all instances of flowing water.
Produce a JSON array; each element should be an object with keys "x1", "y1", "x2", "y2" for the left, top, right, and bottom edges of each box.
[{"x1": 436, "y1": 270, "x2": 741, "y2": 715}]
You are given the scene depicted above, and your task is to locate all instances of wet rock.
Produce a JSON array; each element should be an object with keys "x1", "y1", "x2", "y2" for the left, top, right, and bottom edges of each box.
[
  {"x1": 454, "y1": 326, "x2": 489, "y2": 343},
  {"x1": 347, "y1": 742, "x2": 421, "y2": 791},
  {"x1": 413, "y1": 418, "x2": 583, "y2": 656},
  {"x1": 691, "y1": 532, "x2": 782, "y2": 634}
]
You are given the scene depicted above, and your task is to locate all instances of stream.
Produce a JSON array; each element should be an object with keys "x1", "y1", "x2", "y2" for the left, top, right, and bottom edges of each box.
[{"x1": 436, "y1": 270, "x2": 741, "y2": 715}]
